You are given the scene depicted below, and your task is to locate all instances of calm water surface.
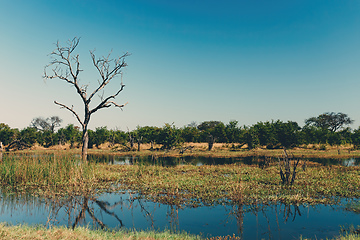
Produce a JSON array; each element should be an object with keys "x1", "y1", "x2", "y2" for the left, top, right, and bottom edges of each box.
[
  {"x1": 88, "y1": 154, "x2": 360, "y2": 167},
  {"x1": 0, "y1": 191, "x2": 358, "y2": 239}
]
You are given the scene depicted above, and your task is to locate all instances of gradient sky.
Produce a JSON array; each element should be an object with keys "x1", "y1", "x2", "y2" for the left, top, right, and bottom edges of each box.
[{"x1": 1, "y1": 0, "x2": 360, "y2": 131}]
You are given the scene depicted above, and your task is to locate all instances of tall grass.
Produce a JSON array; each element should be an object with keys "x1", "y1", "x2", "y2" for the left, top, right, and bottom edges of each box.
[
  {"x1": 0, "y1": 223, "x2": 203, "y2": 240},
  {"x1": 0, "y1": 153, "x2": 98, "y2": 196}
]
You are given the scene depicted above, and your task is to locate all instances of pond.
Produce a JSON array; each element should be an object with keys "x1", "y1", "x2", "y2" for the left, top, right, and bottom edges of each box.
[
  {"x1": 88, "y1": 154, "x2": 360, "y2": 167},
  {"x1": 0, "y1": 191, "x2": 358, "y2": 239}
]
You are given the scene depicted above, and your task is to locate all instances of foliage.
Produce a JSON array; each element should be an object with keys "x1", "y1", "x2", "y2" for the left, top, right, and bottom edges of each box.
[
  {"x1": 93, "y1": 127, "x2": 110, "y2": 148},
  {"x1": 134, "y1": 126, "x2": 161, "y2": 144},
  {"x1": 180, "y1": 126, "x2": 201, "y2": 143},
  {"x1": 198, "y1": 121, "x2": 227, "y2": 143},
  {"x1": 1, "y1": 111, "x2": 359, "y2": 150},
  {"x1": 305, "y1": 112, "x2": 354, "y2": 132},
  {"x1": 0, "y1": 123, "x2": 17, "y2": 145},
  {"x1": 158, "y1": 123, "x2": 182, "y2": 149}
]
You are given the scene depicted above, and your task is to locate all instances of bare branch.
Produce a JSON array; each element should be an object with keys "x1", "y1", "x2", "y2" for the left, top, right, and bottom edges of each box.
[
  {"x1": 87, "y1": 50, "x2": 130, "y2": 103},
  {"x1": 54, "y1": 101, "x2": 84, "y2": 127},
  {"x1": 45, "y1": 37, "x2": 129, "y2": 161},
  {"x1": 107, "y1": 101, "x2": 128, "y2": 108},
  {"x1": 44, "y1": 38, "x2": 87, "y2": 102},
  {"x1": 90, "y1": 84, "x2": 126, "y2": 114}
]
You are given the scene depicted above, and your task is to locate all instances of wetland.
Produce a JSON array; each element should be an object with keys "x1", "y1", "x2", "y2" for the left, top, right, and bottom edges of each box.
[{"x1": 0, "y1": 149, "x2": 359, "y2": 239}]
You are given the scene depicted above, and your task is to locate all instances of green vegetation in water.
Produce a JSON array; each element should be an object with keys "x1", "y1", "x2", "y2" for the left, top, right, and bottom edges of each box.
[
  {"x1": 344, "y1": 201, "x2": 360, "y2": 214},
  {"x1": 0, "y1": 153, "x2": 109, "y2": 197},
  {"x1": 98, "y1": 162, "x2": 360, "y2": 206},
  {"x1": 0, "y1": 154, "x2": 359, "y2": 206}
]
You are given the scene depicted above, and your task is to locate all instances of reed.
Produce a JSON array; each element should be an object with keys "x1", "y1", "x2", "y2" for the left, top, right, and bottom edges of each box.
[
  {"x1": 97, "y1": 163, "x2": 360, "y2": 206},
  {"x1": 0, "y1": 153, "x2": 100, "y2": 196},
  {"x1": 0, "y1": 223, "x2": 202, "y2": 240},
  {"x1": 0, "y1": 153, "x2": 359, "y2": 205}
]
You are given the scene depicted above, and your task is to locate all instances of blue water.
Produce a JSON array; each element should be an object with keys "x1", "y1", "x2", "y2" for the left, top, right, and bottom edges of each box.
[
  {"x1": 88, "y1": 154, "x2": 360, "y2": 167},
  {"x1": 0, "y1": 191, "x2": 358, "y2": 239}
]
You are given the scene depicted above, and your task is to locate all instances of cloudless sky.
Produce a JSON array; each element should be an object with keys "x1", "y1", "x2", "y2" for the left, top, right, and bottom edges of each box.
[{"x1": 1, "y1": 0, "x2": 360, "y2": 131}]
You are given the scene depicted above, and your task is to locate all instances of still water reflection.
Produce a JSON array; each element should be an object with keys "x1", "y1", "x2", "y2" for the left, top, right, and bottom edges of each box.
[
  {"x1": 88, "y1": 154, "x2": 360, "y2": 167},
  {"x1": 0, "y1": 191, "x2": 358, "y2": 239}
]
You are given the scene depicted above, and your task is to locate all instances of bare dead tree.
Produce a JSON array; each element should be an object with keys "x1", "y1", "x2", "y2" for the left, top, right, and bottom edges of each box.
[
  {"x1": 137, "y1": 136, "x2": 143, "y2": 151},
  {"x1": 44, "y1": 37, "x2": 129, "y2": 161},
  {"x1": 278, "y1": 149, "x2": 300, "y2": 186},
  {"x1": 31, "y1": 116, "x2": 62, "y2": 133}
]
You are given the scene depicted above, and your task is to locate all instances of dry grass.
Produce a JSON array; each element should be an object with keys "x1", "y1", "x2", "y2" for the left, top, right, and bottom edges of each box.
[
  {"x1": 19, "y1": 142, "x2": 360, "y2": 159},
  {"x1": 0, "y1": 224, "x2": 358, "y2": 240},
  {"x1": 0, "y1": 223, "x2": 201, "y2": 240}
]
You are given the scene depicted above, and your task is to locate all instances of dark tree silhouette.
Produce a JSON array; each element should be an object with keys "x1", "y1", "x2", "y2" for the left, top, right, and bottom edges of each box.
[
  {"x1": 44, "y1": 37, "x2": 129, "y2": 161},
  {"x1": 305, "y1": 112, "x2": 353, "y2": 132}
]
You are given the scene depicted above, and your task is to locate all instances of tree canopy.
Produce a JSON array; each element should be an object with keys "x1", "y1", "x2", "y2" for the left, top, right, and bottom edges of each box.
[{"x1": 305, "y1": 112, "x2": 353, "y2": 132}]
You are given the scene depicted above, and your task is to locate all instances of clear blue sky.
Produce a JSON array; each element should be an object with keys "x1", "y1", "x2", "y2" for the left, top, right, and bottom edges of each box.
[{"x1": 1, "y1": 0, "x2": 360, "y2": 131}]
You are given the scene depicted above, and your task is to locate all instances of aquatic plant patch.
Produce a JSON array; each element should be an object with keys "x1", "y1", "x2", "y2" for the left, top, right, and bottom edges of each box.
[
  {"x1": 0, "y1": 154, "x2": 359, "y2": 207},
  {"x1": 0, "y1": 154, "x2": 108, "y2": 197},
  {"x1": 97, "y1": 163, "x2": 360, "y2": 206}
]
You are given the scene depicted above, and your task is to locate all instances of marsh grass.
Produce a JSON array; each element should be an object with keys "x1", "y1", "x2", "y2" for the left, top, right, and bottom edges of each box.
[
  {"x1": 0, "y1": 223, "x2": 202, "y2": 240},
  {"x1": 0, "y1": 153, "x2": 104, "y2": 197},
  {"x1": 1, "y1": 152, "x2": 359, "y2": 206},
  {"x1": 97, "y1": 163, "x2": 360, "y2": 206}
]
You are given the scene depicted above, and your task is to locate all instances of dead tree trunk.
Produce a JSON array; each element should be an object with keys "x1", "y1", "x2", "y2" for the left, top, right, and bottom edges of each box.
[
  {"x1": 208, "y1": 134, "x2": 216, "y2": 151},
  {"x1": 278, "y1": 149, "x2": 300, "y2": 186},
  {"x1": 137, "y1": 136, "x2": 143, "y2": 151},
  {"x1": 44, "y1": 37, "x2": 129, "y2": 161},
  {"x1": 128, "y1": 132, "x2": 134, "y2": 150}
]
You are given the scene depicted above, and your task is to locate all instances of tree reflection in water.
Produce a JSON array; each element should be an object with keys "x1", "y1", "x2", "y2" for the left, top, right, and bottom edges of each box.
[
  {"x1": 0, "y1": 191, "x2": 358, "y2": 239},
  {"x1": 47, "y1": 195, "x2": 124, "y2": 229}
]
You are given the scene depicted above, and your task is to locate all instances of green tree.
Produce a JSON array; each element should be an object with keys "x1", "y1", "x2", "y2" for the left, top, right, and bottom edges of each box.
[
  {"x1": 225, "y1": 120, "x2": 242, "y2": 143},
  {"x1": 305, "y1": 112, "x2": 353, "y2": 132},
  {"x1": 93, "y1": 127, "x2": 110, "y2": 148},
  {"x1": 243, "y1": 126, "x2": 260, "y2": 149},
  {"x1": 198, "y1": 121, "x2": 227, "y2": 143},
  {"x1": 158, "y1": 123, "x2": 181, "y2": 149},
  {"x1": 252, "y1": 121, "x2": 277, "y2": 147},
  {"x1": 7, "y1": 127, "x2": 37, "y2": 150},
  {"x1": 273, "y1": 120, "x2": 301, "y2": 148},
  {"x1": 0, "y1": 123, "x2": 17, "y2": 145},
  {"x1": 40, "y1": 130, "x2": 58, "y2": 147},
  {"x1": 352, "y1": 127, "x2": 360, "y2": 148},
  {"x1": 136, "y1": 126, "x2": 161, "y2": 148},
  {"x1": 180, "y1": 125, "x2": 201, "y2": 143}
]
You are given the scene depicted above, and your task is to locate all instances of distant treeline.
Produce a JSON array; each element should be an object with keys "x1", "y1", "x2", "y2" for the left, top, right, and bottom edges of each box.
[{"x1": 1, "y1": 113, "x2": 360, "y2": 151}]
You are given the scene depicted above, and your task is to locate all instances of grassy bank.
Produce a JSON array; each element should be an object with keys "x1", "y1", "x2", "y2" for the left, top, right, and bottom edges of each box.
[
  {"x1": 0, "y1": 224, "x2": 358, "y2": 240},
  {"x1": 0, "y1": 223, "x2": 201, "y2": 240}
]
